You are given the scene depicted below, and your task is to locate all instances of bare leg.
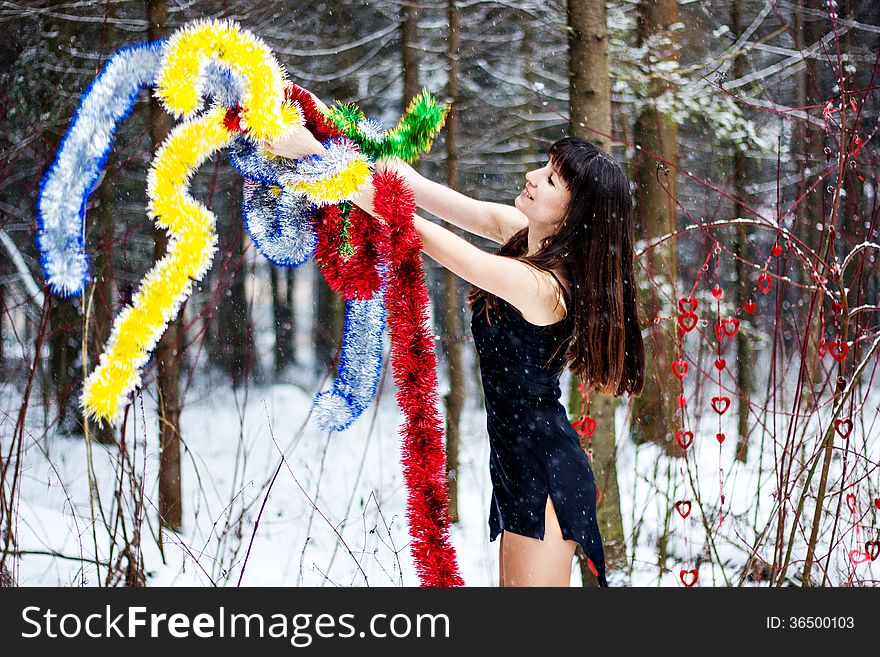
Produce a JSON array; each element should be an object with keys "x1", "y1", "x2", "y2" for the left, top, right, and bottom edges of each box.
[
  {"x1": 500, "y1": 495, "x2": 578, "y2": 587},
  {"x1": 498, "y1": 531, "x2": 505, "y2": 587}
]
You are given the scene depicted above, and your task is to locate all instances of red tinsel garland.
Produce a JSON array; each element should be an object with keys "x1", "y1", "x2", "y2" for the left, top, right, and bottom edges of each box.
[
  {"x1": 371, "y1": 169, "x2": 464, "y2": 587},
  {"x1": 313, "y1": 204, "x2": 382, "y2": 300},
  {"x1": 285, "y1": 84, "x2": 342, "y2": 142}
]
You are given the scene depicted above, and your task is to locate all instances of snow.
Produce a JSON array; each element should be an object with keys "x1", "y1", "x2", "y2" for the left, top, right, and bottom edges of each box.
[{"x1": 4, "y1": 344, "x2": 877, "y2": 587}]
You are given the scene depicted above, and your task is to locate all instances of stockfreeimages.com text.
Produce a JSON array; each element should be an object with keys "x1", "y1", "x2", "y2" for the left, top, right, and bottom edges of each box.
[{"x1": 21, "y1": 606, "x2": 450, "y2": 646}]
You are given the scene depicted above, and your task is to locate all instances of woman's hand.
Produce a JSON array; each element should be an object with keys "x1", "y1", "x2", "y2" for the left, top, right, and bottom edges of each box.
[{"x1": 264, "y1": 124, "x2": 326, "y2": 160}]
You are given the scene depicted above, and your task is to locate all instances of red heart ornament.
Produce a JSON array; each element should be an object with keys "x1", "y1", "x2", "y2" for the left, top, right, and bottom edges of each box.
[
  {"x1": 678, "y1": 312, "x2": 698, "y2": 333},
  {"x1": 586, "y1": 557, "x2": 599, "y2": 577},
  {"x1": 865, "y1": 541, "x2": 880, "y2": 561},
  {"x1": 572, "y1": 415, "x2": 597, "y2": 438},
  {"x1": 833, "y1": 302, "x2": 844, "y2": 314},
  {"x1": 834, "y1": 418, "x2": 853, "y2": 439},
  {"x1": 676, "y1": 430, "x2": 694, "y2": 449},
  {"x1": 675, "y1": 500, "x2": 691, "y2": 519},
  {"x1": 716, "y1": 432, "x2": 725, "y2": 444},
  {"x1": 771, "y1": 243, "x2": 782, "y2": 257},
  {"x1": 848, "y1": 550, "x2": 870, "y2": 565},
  {"x1": 721, "y1": 317, "x2": 740, "y2": 337},
  {"x1": 744, "y1": 300, "x2": 756, "y2": 314},
  {"x1": 678, "y1": 297, "x2": 698, "y2": 314},
  {"x1": 757, "y1": 273, "x2": 772, "y2": 294},
  {"x1": 875, "y1": 498, "x2": 880, "y2": 510},
  {"x1": 846, "y1": 493, "x2": 856, "y2": 513},
  {"x1": 672, "y1": 360, "x2": 689, "y2": 380},
  {"x1": 711, "y1": 285, "x2": 723, "y2": 300},
  {"x1": 711, "y1": 396, "x2": 730, "y2": 415},
  {"x1": 680, "y1": 569, "x2": 698, "y2": 587},
  {"x1": 677, "y1": 395, "x2": 687, "y2": 408},
  {"x1": 714, "y1": 357, "x2": 726, "y2": 371},
  {"x1": 829, "y1": 341, "x2": 849, "y2": 362},
  {"x1": 714, "y1": 321, "x2": 726, "y2": 343},
  {"x1": 817, "y1": 338, "x2": 827, "y2": 358}
]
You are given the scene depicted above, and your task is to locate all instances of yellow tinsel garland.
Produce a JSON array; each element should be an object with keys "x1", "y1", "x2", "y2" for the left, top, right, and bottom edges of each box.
[{"x1": 84, "y1": 19, "x2": 298, "y2": 423}]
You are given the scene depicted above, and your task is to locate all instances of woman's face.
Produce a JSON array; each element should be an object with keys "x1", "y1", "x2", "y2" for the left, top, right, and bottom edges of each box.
[{"x1": 514, "y1": 158, "x2": 571, "y2": 230}]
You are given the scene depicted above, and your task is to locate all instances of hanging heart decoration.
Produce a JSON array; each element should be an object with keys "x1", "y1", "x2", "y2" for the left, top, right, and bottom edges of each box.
[
  {"x1": 675, "y1": 430, "x2": 694, "y2": 449},
  {"x1": 672, "y1": 359, "x2": 689, "y2": 380},
  {"x1": 679, "y1": 569, "x2": 698, "y2": 587},
  {"x1": 711, "y1": 285, "x2": 722, "y2": 300},
  {"x1": 721, "y1": 317, "x2": 740, "y2": 337},
  {"x1": 834, "y1": 418, "x2": 853, "y2": 438},
  {"x1": 572, "y1": 415, "x2": 597, "y2": 438},
  {"x1": 674, "y1": 500, "x2": 692, "y2": 519},
  {"x1": 716, "y1": 432, "x2": 726, "y2": 444},
  {"x1": 757, "y1": 273, "x2": 772, "y2": 294},
  {"x1": 829, "y1": 341, "x2": 849, "y2": 362},
  {"x1": 771, "y1": 243, "x2": 782, "y2": 257},
  {"x1": 711, "y1": 396, "x2": 730, "y2": 415},
  {"x1": 714, "y1": 357, "x2": 726, "y2": 371},
  {"x1": 744, "y1": 300, "x2": 756, "y2": 314},
  {"x1": 848, "y1": 549, "x2": 870, "y2": 565},
  {"x1": 678, "y1": 312, "x2": 698, "y2": 333},
  {"x1": 865, "y1": 541, "x2": 880, "y2": 561}
]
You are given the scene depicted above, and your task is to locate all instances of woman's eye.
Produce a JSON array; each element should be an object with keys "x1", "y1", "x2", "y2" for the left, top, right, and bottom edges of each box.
[{"x1": 548, "y1": 176, "x2": 555, "y2": 187}]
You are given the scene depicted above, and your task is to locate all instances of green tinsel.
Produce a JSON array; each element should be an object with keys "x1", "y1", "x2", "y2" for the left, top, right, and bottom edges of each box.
[
  {"x1": 338, "y1": 200, "x2": 354, "y2": 259},
  {"x1": 325, "y1": 90, "x2": 449, "y2": 163}
]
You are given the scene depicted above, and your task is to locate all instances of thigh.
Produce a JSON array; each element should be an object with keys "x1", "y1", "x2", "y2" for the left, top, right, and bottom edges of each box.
[
  {"x1": 500, "y1": 495, "x2": 578, "y2": 587},
  {"x1": 498, "y1": 531, "x2": 505, "y2": 587}
]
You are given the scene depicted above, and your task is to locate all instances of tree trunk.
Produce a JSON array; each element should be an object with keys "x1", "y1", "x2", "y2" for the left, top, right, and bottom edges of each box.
[
  {"x1": 270, "y1": 265, "x2": 295, "y2": 377},
  {"x1": 148, "y1": 0, "x2": 182, "y2": 532},
  {"x1": 402, "y1": 0, "x2": 421, "y2": 101},
  {"x1": 566, "y1": 0, "x2": 625, "y2": 587},
  {"x1": 89, "y1": 166, "x2": 117, "y2": 445},
  {"x1": 440, "y1": 0, "x2": 464, "y2": 524},
  {"x1": 731, "y1": 0, "x2": 752, "y2": 463},
  {"x1": 313, "y1": 267, "x2": 344, "y2": 378},
  {"x1": 629, "y1": 0, "x2": 681, "y2": 456},
  {"x1": 216, "y1": 180, "x2": 255, "y2": 387},
  {"x1": 46, "y1": 0, "x2": 83, "y2": 435},
  {"x1": 793, "y1": 0, "x2": 825, "y2": 415}
]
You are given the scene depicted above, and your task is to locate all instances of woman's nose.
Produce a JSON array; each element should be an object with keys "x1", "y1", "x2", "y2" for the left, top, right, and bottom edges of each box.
[{"x1": 525, "y1": 169, "x2": 537, "y2": 185}]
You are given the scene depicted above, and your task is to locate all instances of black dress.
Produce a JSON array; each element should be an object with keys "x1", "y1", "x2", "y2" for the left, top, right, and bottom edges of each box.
[{"x1": 470, "y1": 269, "x2": 609, "y2": 587}]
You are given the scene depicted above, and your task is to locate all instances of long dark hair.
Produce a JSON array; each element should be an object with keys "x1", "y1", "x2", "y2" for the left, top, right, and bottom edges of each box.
[{"x1": 467, "y1": 137, "x2": 644, "y2": 398}]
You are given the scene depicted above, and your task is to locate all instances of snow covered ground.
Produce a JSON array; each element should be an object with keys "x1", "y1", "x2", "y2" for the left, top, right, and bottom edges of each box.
[{"x1": 4, "y1": 339, "x2": 877, "y2": 587}]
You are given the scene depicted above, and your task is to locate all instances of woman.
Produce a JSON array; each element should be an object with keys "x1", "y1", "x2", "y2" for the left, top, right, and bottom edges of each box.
[{"x1": 267, "y1": 125, "x2": 645, "y2": 587}]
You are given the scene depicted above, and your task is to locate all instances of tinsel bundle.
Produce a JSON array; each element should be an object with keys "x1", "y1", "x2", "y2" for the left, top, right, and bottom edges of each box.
[
  {"x1": 313, "y1": 203, "x2": 382, "y2": 301},
  {"x1": 83, "y1": 105, "x2": 233, "y2": 422},
  {"x1": 370, "y1": 169, "x2": 464, "y2": 587},
  {"x1": 36, "y1": 17, "x2": 464, "y2": 586},
  {"x1": 82, "y1": 19, "x2": 299, "y2": 423},
  {"x1": 326, "y1": 91, "x2": 449, "y2": 163},
  {"x1": 36, "y1": 41, "x2": 165, "y2": 298}
]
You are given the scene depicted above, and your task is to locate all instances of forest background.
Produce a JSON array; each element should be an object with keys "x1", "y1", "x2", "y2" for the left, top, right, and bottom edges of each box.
[{"x1": 1, "y1": 0, "x2": 879, "y2": 588}]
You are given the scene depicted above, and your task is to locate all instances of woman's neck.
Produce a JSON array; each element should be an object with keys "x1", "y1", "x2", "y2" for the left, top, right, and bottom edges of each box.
[{"x1": 526, "y1": 224, "x2": 553, "y2": 256}]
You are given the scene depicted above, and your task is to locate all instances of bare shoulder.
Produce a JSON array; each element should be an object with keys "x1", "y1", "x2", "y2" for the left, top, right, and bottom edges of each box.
[{"x1": 503, "y1": 261, "x2": 569, "y2": 326}]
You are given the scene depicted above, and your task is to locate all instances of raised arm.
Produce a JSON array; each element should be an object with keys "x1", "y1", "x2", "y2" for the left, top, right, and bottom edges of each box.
[
  {"x1": 376, "y1": 158, "x2": 527, "y2": 244},
  {"x1": 411, "y1": 213, "x2": 564, "y2": 326}
]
